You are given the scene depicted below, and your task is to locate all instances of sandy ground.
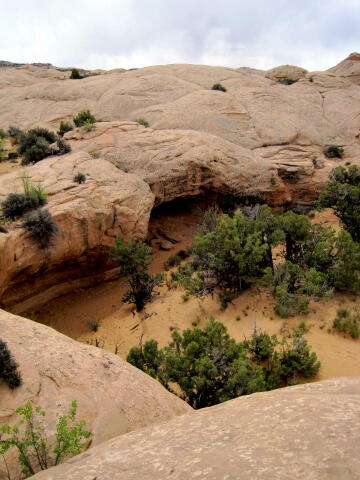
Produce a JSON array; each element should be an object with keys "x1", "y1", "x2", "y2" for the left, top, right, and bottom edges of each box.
[{"x1": 30, "y1": 207, "x2": 360, "y2": 383}]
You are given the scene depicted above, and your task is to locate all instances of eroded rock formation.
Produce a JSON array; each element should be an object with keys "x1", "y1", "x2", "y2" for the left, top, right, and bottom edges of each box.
[{"x1": 0, "y1": 53, "x2": 359, "y2": 307}]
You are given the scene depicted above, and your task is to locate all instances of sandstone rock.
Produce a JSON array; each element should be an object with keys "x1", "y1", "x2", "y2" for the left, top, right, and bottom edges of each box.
[
  {"x1": 0, "y1": 309, "x2": 191, "y2": 478},
  {"x1": 32, "y1": 377, "x2": 360, "y2": 480},
  {"x1": 0, "y1": 151, "x2": 154, "y2": 311},
  {"x1": 265, "y1": 64, "x2": 308, "y2": 82}
]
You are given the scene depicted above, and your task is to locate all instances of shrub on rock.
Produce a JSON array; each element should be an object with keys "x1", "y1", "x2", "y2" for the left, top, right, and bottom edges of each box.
[{"x1": 0, "y1": 339, "x2": 21, "y2": 389}]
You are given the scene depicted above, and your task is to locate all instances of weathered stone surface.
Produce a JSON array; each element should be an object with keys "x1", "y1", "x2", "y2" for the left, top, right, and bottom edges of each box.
[
  {"x1": 1, "y1": 54, "x2": 359, "y2": 307},
  {"x1": 0, "y1": 151, "x2": 154, "y2": 310},
  {"x1": 265, "y1": 64, "x2": 308, "y2": 82},
  {"x1": 32, "y1": 377, "x2": 360, "y2": 480},
  {"x1": 0, "y1": 309, "x2": 191, "y2": 478}
]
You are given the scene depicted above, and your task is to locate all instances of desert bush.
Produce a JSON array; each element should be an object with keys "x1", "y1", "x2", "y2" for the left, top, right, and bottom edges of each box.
[
  {"x1": 323, "y1": 145, "x2": 344, "y2": 159},
  {"x1": 22, "y1": 209, "x2": 58, "y2": 249},
  {"x1": 18, "y1": 127, "x2": 56, "y2": 165},
  {"x1": 333, "y1": 308, "x2": 360, "y2": 339},
  {"x1": 82, "y1": 121, "x2": 94, "y2": 132},
  {"x1": 73, "y1": 110, "x2": 96, "y2": 127},
  {"x1": 7, "y1": 151, "x2": 19, "y2": 160},
  {"x1": 127, "y1": 318, "x2": 320, "y2": 408},
  {"x1": 0, "y1": 128, "x2": 7, "y2": 140},
  {"x1": 0, "y1": 401, "x2": 91, "y2": 478},
  {"x1": 8, "y1": 126, "x2": 24, "y2": 145},
  {"x1": 56, "y1": 137, "x2": 71, "y2": 154},
  {"x1": 163, "y1": 248, "x2": 191, "y2": 270},
  {"x1": 276, "y1": 77, "x2": 297, "y2": 85},
  {"x1": 212, "y1": 83, "x2": 227, "y2": 92},
  {"x1": 109, "y1": 236, "x2": 164, "y2": 311},
  {"x1": 86, "y1": 319, "x2": 100, "y2": 332},
  {"x1": 57, "y1": 120, "x2": 73, "y2": 137},
  {"x1": 316, "y1": 165, "x2": 360, "y2": 241},
  {"x1": 0, "y1": 339, "x2": 21, "y2": 389},
  {"x1": 73, "y1": 172, "x2": 86, "y2": 184},
  {"x1": 134, "y1": 117, "x2": 149, "y2": 127},
  {"x1": 2, "y1": 193, "x2": 39, "y2": 220},
  {"x1": 70, "y1": 68, "x2": 82, "y2": 79}
]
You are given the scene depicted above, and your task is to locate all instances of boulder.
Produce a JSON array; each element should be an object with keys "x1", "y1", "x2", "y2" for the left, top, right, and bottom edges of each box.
[{"x1": 0, "y1": 310, "x2": 191, "y2": 478}]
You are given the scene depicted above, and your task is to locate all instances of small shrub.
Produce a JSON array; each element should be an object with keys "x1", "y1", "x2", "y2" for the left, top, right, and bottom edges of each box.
[
  {"x1": 109, "y1": 236, "x2": 165, "y2": 312},
  {"x1": 323, "y1": 145, "x2": 344, "y2": 159},
  {"x1": 8, "y1": 126, "x2": 24, "y2": 144},
  {"x1": 333, "y1": 308, "x2": 360, "y2": 339},
  {"x1": 277, "y1": 77, "x2": 297, "y2": 85},
  {"x1": 56, "y1": 137, "x2": 71, "y2": 154},
  {"x1": 164, "y1": 249, "x2": 191, "y2": 270},
  {"x1": 73, "y1": 110, "x2": 96, "y2": 127},
  {"x1": 0, "y1": 128, "x2": 7, "y2": 139},
  {"x1": 57, "y1": 121, "x2": 73, "y2": 137},
  {"x1": 86, "y1": 319, "x2": 100, "y2": 332},
  {"x1": 1, "y1": 193, "x2": 37, "y2": 220},
  {"x1": 0, "y1": 401, "x2": 91, "y2": 477},
  {"x1": 73, "y1": 172, "x2": 86, "y2": 184},
  {"x1": 212, "y1": 83, "x2": 227, "y2": 92},
  {"x1": 70, "y1": 68, "x2": 82, "y2": 79},
  {"x1": 89, "y1": 150, "x2": 100, "y2": 158},
  {"x1": 22, "y1": 209, "x2": 59, "y2": 249},
  {"x1": 0, "y1": 339, "x2": 21, "y2": 389},
  {"x1": 219, "y1": 292, "x2": 231, "y2": 311},
  {"x1": 7, "y1": 151, "x2": 19, "y2": 160},
  {"x1": 82, "y1": 121, "x2": 94, "y2": 132},
  {"x1": 134, "y1": 117, "x2": 149, "y2": 127},
  {"x1": 18, "y1": 127, "x2": 57, "y2": 165}
]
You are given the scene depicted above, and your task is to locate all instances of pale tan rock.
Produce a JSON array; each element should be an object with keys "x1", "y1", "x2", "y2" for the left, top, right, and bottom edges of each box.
[
  {"x1": 0, "y1": 309, "x2": 191, "y2": 478},
  {"x1": 32, "y1": 377, "x2": 360, "y2": 480},
  {"x1": 265, "y1": 64, "x2": 308, "y2": 82},
  {"x1": 0, "y1": 151, "x2": 154, "y2": 310}
]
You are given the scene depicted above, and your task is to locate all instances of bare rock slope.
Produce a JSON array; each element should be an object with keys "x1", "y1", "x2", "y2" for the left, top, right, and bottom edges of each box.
[
  {"x1": 32, "y1": 377, "x2": 360, "y2": 480},
  {"x1": 0, "y1": 309, "x2": 191, "y2": 477},
  {"x1": 1, "y1": 53, "x2": 360, "y2": 306}
]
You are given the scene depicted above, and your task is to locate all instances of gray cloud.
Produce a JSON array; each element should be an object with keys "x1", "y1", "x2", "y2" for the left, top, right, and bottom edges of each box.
[{"x1": 0, "y1": 0, "x2": 359, "y2": 71}]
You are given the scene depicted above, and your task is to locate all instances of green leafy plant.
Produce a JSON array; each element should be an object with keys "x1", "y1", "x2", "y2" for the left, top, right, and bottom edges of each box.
[
  {"x1": 69, "y1": 68, "x2": 82, "y2": 79},
  {"x1": 127, "y1": 318, "x2": 320, "y2": 409},
  {"x1": 1, "y1": 174, "x2": 48, "y2": 220},
  {"x1": 0, "y1": 128, "x2": 7, "y2": 140},
  {"x1": 7, "y1": 151, "x2": 19, "y2": 160},
  {"x1": 164, "y1": 248, "x2": 191, "y2": 270},
  {"x1": 22, "y1": 209, "x2": 58, "y2": 249},
  {"x1": 18, "y1": 127, "x2": 56, "y2": 165},
  {"x1": 212, "y1": 83, "x2": 227, "y2": 92},
  {"x1": 0, "y1": 401, "x2": 91, "y2": 478},
  {"x1": 73, "y1": 172, "x2": 86, "y2": 184},
  {"x1": 323, "y1": 145, "x2": 344, "y2": 159},
  {"x1": 56, "y1": 138, "x2": 71, "y2": 154},
  {"x1": 73, "y1": 110, "x2": 96, "y2": 128},
  {"x1": 134, "y1": 117, "x2": 149, "y2": 127},
  {"x1": 0, "y1": 339, "x2": 21, "y2": 389},
  {"x1": 86, "y1": 319, "x2": 100, "y2": 332},
  {"x1": 316, "y1": 165, "x2": 360, "y2": 241},
  {"x1": 82, "y1": 121, "x2": 94, "y2": 132},
  {"x1": 333, "y1": 309, "x2": 360, "y2": 339},
  {"x1": 276, "y1": 77, "x2": 297, "y2": 85},
  {"x1": 57, "y1": 121, "x2": 73, "y2": 137},
  {"x1": 109, "y1": 236, "x2": 164, "y2": 311}
]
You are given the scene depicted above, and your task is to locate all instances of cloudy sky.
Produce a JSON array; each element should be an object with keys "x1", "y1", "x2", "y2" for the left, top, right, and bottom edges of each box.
[{"x1": 0, "y1": 0, "x2": 359, "y2": 71}]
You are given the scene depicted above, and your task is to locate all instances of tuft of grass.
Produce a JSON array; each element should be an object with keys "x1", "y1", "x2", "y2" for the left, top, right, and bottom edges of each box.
[
  {"x1": 86, "y1": 319, "x2": 100, "y2": 332},
  {"x1": 134, "y1": 118, "x2": 149, "y2": 128},
  {"x1": 89, "y1": 150, "x2": 100, "y2": 158},
  {"x1": 22, "y1": 209, "x2": 59, "y2": 249},
  {"x1": 73, "y1": 172, "x2": 86, "y2": 184}
]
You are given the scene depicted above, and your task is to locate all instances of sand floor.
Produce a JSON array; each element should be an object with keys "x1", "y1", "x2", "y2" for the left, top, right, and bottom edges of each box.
[{"x1": 29, "y1": 207, "x2": 360, "y2": 383}]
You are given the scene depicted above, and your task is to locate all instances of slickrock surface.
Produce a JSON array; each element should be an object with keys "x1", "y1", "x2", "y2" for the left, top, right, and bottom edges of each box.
[
  {"x1": 0, "y1": 151, "x2": 154, "y2": 310},
  {"x1": 1, "y1": 53, "x2": 360, "y2": 305},
  {"x1": 0, "y1": 309, "x2": 191, "y2": 477},
  {"x1": 32, "y1": 377, "x2": 360, "y2": 480}
]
